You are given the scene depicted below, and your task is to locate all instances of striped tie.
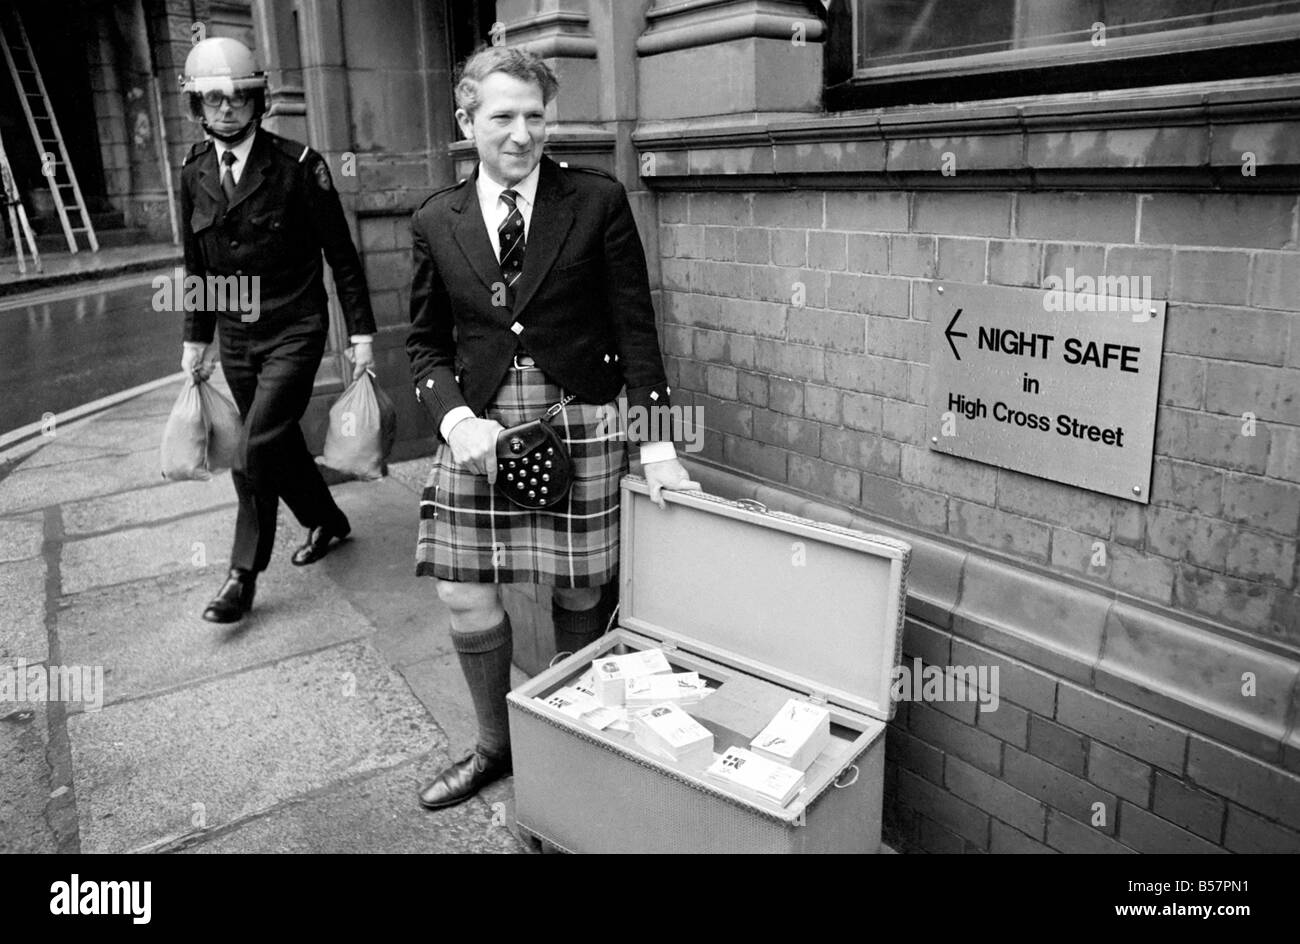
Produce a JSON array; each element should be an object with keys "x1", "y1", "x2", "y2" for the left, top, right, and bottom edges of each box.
[{"x1": 498, "y1": 188, "x2": 525, "y2": 308}]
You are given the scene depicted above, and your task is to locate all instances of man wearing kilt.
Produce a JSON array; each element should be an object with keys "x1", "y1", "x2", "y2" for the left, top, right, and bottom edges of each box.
[{"x1": 407, "y1": 47, "x2": 697, "y2": 809}]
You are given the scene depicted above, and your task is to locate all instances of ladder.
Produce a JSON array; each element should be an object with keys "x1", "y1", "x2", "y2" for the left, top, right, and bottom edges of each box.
[
  {"x1": 0, "y1": 7, "x2": 97, "y2": 253},
  {"x1": 0, "y1": 129, "x2": 42, "y2": 273}
]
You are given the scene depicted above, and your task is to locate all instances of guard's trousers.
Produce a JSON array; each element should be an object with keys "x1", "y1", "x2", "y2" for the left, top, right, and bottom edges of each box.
[{"x1": 217, "y1": 310, "x2": 345, "y2": 572}]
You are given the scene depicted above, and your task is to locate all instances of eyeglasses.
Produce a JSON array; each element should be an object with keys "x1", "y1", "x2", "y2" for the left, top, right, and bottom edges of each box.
[{"x1": 199, "y1": 90, "x2": 252, "y2": 109}]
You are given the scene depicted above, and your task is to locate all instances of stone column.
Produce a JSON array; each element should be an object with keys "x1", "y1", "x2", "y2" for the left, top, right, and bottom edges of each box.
[
  {"x1": 251, "y1": 0, "x2": 306, "y2": 141},
  {"x1": 636, "y1": 0, "x2": 825, "y2": 121},
  {"x1": 253, "y1": 0, "x2": 353, "y2": 383}
]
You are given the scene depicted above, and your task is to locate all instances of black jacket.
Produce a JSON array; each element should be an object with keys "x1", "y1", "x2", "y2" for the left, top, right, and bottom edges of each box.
[
  {"x1": 180, "y1": 128, "x2": 376, "y2": 343},
  {"x1": 406, "y1": 156, "x2": 670, "y2": 440}
]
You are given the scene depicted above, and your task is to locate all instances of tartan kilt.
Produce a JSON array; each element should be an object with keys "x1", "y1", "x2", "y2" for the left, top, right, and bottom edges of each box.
[{"x1": 415, "y1": 366, "x2": 627, "y2": 586}]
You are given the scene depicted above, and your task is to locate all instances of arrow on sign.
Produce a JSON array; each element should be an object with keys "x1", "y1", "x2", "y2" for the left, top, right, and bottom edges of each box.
[{"x1": 945, "y1": 308, "x2": 968, "y2": 360}]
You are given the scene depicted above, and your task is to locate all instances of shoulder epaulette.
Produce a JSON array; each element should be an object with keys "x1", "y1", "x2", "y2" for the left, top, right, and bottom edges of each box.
[
  {"x1": 265, "y1": 131, "x2": 312, "y2": 162},
  {"x1": 563, "y1": 163, "x2": 617, "y2": 182},
  {"x1": 183, "y1": 139, "x2": 212, "y2": 165},
  {"x1": 416, "y1": 178, "x2": 469, "y2": 211}
]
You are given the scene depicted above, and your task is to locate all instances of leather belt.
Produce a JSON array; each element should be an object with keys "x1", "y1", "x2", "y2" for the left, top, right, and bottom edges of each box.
[{"x1": 512, "y1": 354, "x2": 537, "y2": 369}]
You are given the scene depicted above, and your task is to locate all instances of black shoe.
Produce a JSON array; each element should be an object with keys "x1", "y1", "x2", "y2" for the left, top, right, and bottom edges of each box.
[
  {"x1": 417, "y1": 750, "x2": 512, "y2": 810},
  {"x1": 291, "y1": 518, "x2": 351, "y2": 566},
  {"x1": 202, "y1": 568, "x2": 256, "y2": 623}
]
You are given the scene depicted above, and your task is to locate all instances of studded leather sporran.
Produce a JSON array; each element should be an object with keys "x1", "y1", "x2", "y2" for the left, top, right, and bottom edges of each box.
[{"x1": 494, "y1": 395, "x2": 575, "y2": 510}]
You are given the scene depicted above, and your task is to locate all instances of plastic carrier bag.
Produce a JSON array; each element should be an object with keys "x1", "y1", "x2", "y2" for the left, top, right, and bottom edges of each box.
[
  {"x1": 160, "y1": 375, "x2": 242, "y2": 481},
  {"x1": 318, "y1": 372, "x2": 397, "y2": 480}
]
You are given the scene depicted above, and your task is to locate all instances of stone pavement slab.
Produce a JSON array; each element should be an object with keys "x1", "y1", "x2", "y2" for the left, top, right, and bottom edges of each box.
[
  {"x1": 58, "y1": 565, "x2": 370, "y2": 709},
  {"x1": 60, "y1": 507, "x2": 234, "y2": 595},
  {"x1": 180, "y1": 759, "x2": 523, "y2": 854},
  {"x1": 91, "y1": 386, "x2": 179, "y2": 422},
  {"x1": 0, "y1": 701, "x2": 58, "y2": 853},
  {"x1": 325, "y1": 477, "x2": 453, "y2": 668},
  {"x1": 386, "y1": 456, "x2": 430, "y2": 497},
  {"x1": 62, "y1": 474, "x2": 234, "y2": 536},
  {"x1": 0, "y1": 245, "x2": 181, "y2": 297},
  {"x1": 0, "y1": 556, "x2": 48, "y2": 663},
  {"x1": 69, "y1": 640, "x2": 443, "y2": 853},
  {"x1": 9, "y1": 440, "x2": 120, "y2": 472},
  {"x1": 52, "y1": 413, "x2": 174, "y2": 455},
  {"x1": 0, "y1": 449, "x2": 160, "y2": 514},
  {"x1": 399, "y1": 651, "x2": 528, "y2": 756},
  {"x1": 0, "y1": 511, "x2": 43, "y2": 563}
]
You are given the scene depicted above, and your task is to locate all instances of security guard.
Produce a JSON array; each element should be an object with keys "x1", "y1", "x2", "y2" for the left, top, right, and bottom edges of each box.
[{"x1": 178, "y1": 37, "x2": 376, "y2": 623}]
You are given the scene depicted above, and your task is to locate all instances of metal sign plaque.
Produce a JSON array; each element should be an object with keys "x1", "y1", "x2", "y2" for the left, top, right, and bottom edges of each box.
[{"x1": 925, "y1": 281, "x2": 1167, "y2": 503}]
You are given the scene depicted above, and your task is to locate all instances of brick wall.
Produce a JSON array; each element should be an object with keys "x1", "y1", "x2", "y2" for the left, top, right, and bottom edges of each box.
[
  {"x1": 656, "y1": 188, "x2": 1300, "y2": 647},
  {"x1": 656, "y1": 186, "x2": 1300, "y2": 852},
  {"x1": 881, "y1": 620, "x2": 1300, "y2": 853}
]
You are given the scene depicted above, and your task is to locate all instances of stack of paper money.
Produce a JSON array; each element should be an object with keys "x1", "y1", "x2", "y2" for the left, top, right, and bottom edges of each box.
[
  {"x1": 705, "y1": 746, "x2": 806, "y2": 807},
  {"x1": 591, "y1": 649, "x2": 673, "y2": 706},
  {"x1": 624, "y1": 671, "x2": 710, "y2": 708},
  {"x1": 631, "y1": 703, "x2": 714, "y2": 769},
  {"x1": 538, "y1": 686, "x2": 621, "y2": 731},
  {"x1": 750, "y1": 699, "x2": 831, "y2": 771}
]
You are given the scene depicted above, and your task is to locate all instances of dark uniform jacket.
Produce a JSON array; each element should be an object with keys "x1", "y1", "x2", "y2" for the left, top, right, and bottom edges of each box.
[
  {"x1": 406, "y1": 155, "x2": 671, "y2": 441},
  {"x1": 180, "y1": 128, "x2": 376, "y2": 344}
]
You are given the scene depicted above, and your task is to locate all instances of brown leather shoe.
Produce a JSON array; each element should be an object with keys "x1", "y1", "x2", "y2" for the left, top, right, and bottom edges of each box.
[
  {"x1": 202, "y1": 568, "x2": 256, "y2": 623},
  {"x1": 291, "y1": 518, "x2": 351, "y2": 566},
  {"x1": 417, "y1": 750, "x2": 512, "y2": 810}
]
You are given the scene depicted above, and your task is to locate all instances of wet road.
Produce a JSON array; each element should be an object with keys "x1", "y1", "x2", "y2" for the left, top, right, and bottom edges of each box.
[{"x1": 0, "y1": 273, "x2": 182, "y2": 434}]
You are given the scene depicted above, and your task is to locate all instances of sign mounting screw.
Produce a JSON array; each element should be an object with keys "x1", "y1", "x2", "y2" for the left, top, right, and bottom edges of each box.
[{"x1": 1132, "y1": 485, "x2": 1142, "y2": 495}]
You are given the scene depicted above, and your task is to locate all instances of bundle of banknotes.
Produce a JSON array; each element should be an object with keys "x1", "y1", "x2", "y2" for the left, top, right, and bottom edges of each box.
[
  {"x1": 705, "y1": 747, "x2": 806, "y2": 806},
  {"x1": 630, "y1": 703, "x2": 714, "y2": 770}
]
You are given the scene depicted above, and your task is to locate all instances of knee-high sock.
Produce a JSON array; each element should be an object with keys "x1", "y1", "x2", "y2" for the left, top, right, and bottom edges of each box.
[
  {"x1": 552, "y1": 594, "x2": 607, "y2": 657},
  {"x1": 450, "y1": 613, "x2": 513, "y2": 758}
]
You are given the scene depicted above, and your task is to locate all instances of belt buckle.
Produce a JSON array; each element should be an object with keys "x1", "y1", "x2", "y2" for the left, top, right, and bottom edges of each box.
[{"x1": 513, "y1": 354, "x2": 536, "y2": 370}]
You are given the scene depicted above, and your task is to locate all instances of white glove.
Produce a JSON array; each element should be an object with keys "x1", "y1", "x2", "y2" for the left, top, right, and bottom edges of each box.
[
  {"x1": 181, "y1": 342, "x2": 217, "y2": 381},
  {"x1": 347, "y1": 339, "x2": 375, "y2": 381}
]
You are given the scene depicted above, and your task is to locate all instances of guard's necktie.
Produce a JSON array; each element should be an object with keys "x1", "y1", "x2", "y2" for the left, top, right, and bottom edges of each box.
[
  {"x1": 220, "y1": 150, "x2": 238, "y2": 204},
  {"x1": 498, "y1": 188, "x2": 525, "y2": 308}
]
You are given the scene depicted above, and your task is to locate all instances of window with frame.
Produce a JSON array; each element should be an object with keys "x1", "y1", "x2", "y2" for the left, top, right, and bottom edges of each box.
[
  {"x1": 824, "y1": 0, "x2": 1300, "y2": 108},
  {"x1": 447, "y1": 0, "x2": 498, "y2": 132}
]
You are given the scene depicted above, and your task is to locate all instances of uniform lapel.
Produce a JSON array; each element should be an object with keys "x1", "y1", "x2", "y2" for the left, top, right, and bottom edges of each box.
[
  {"x1": 450, "y1": 167, "x2": 510, "y2": 311},
  {"x1": 196, "y1": 146, "x2": 223, "y2": 208},
  {"x1": 509, "y1": 156, "x2": 574, "y2": 319},
  {"x1": 225, "y1": 130, "x2": 272, "y2": 214}
]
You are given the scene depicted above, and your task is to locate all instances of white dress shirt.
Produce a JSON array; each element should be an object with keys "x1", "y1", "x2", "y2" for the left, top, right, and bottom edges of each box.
[
  {"x1": 440, "y1": 164, "x2": 676, "y2": 463},
  {"x1": 213, "y1": 132, "x2": 256, "y2": 185}
]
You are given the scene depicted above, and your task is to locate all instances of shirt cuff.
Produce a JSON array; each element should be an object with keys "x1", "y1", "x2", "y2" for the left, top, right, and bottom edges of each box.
[
  {"x1": 183, "y1": 341, "x2": 208, "y2": 354},
  {"x1": 349, "y1": 334, "x2": 373, "y2": 344},
  {"x1": 439, "y1": 406, "x2": 477, "y2": 442},
  {"x1": 639, "y1": 441, "x2": 678, "y2": 464}
]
